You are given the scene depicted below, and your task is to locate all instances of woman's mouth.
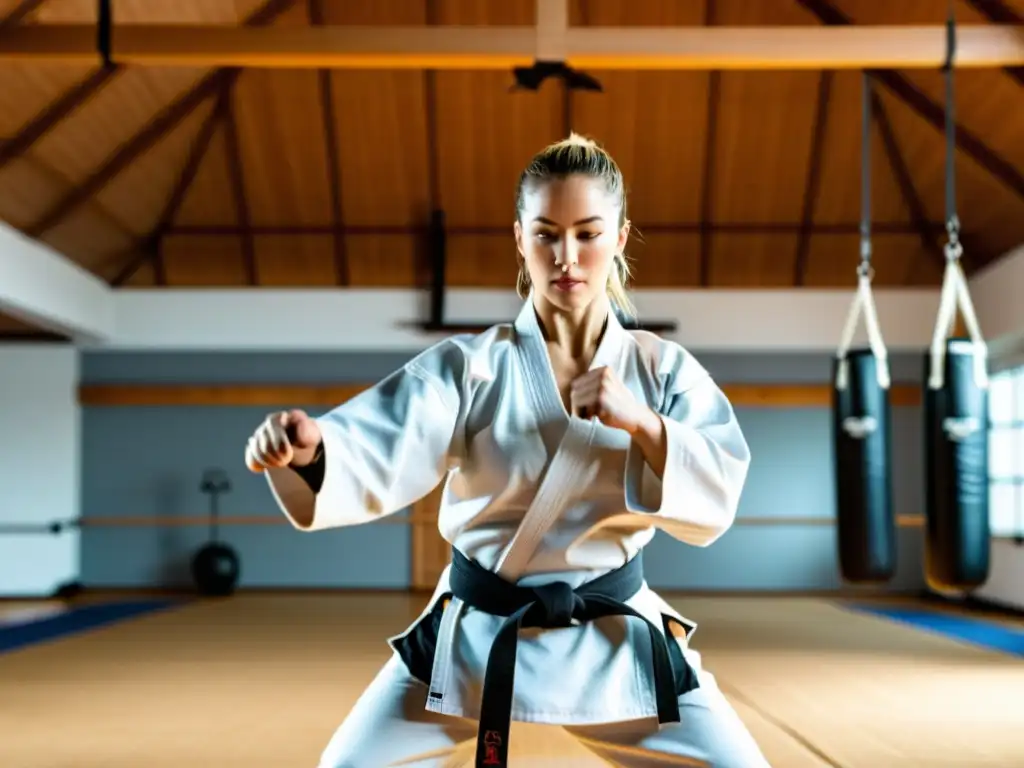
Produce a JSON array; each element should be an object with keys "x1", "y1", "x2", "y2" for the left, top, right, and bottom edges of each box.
[{"x1": 553, "y1": 277, "x2": 584, "y2": 291}]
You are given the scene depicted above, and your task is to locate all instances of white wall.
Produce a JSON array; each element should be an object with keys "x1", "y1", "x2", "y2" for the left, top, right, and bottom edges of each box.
[
  {"x1": 970, "y1": 244, "x2": 1024, "y2": 367},
  {"x1": 0, "y1": 345, "x2": 80, "y2": 596},
  {"x1": 96, "y1": 287, "x2": 942, "y2": 353},
  {"x1": 976, "y1": 540, "x2": 1024, "y2": 612},
  {"x1": 970, "y1": 245, "x2": 1024, "y2": 611}
]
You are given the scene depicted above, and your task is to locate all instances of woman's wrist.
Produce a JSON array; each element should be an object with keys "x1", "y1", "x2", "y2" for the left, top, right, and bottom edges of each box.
[{"x1": 631, "y1": 407, "x2": 664, "y2": 443}]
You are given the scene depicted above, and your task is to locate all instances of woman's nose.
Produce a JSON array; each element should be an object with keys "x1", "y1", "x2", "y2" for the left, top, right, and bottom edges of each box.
[{"x1": 554, "y1": 239, "x2": 579, "y2": 269}]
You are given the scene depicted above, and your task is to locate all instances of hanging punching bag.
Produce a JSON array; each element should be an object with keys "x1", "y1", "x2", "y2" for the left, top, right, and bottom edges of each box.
[
  {"x1": 924, "y1": 336, "x2": 990, "y2": 592},
  {"x1": 923, "y1": 13, "x2": 991, "y2": 594},
  {"x1": 833, "y1": 349, "x2": 897, "y2": 583},
  {"x1": 831, "y1": 71, "x2": 896, "y2": 585}
]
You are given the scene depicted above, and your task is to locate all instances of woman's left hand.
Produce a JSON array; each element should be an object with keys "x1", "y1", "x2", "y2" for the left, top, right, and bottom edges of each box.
[{"x1": 570, "y1": 366, "x2": 658, "y2": 435}]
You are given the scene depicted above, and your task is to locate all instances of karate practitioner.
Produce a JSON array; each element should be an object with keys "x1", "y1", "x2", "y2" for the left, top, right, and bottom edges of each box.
[{"x1": 245, "y1": 134, "x2": 770, "y2": 768}]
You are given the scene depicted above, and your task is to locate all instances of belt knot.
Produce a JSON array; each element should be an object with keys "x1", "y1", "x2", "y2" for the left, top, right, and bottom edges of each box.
[{"x1": 528, "y1": 581, "x2": 582, "y2": 628}]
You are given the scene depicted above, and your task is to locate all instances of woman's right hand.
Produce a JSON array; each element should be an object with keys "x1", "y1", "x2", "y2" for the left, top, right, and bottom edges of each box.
[{"x1": 245, "y1": 409, "x2": 322, "y2": 474}]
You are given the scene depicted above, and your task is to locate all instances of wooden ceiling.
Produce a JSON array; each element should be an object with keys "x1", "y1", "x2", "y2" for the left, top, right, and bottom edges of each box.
[{"x1": 1, "y1": 0, "x2": 1023, "y2": 337}]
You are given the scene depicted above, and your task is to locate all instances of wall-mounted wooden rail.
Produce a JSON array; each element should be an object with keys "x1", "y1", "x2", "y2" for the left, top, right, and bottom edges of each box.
[{"x1": 5, "y1": 514, "x2": 925, "y2": 530}]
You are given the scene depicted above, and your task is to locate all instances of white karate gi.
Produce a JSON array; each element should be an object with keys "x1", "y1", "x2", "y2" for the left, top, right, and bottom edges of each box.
[{"x1": 266, "y1": 300, "x2": 770, "y2": 767}]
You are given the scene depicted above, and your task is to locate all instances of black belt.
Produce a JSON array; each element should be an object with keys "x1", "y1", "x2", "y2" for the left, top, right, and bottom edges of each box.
[{"x1": 447, "y1": 548, "x2": 685, "y2": 768}]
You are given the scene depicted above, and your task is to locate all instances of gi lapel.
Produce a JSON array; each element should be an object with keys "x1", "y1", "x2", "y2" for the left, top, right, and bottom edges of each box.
[{"x1": 493, "y1": 299, "x2": 627, "y2": 580}]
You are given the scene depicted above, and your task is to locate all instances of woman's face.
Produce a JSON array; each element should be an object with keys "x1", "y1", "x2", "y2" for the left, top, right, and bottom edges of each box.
[{"x1": 515, "y1": 174, "x2": 629, "y2": 313}]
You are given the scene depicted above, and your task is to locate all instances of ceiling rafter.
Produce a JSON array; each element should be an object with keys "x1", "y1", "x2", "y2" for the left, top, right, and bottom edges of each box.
[
  {"x1": 21, "y1": 151, "x2": 135, "y2": 236},
  {"x1": 421, "y1": 0, "x2": 442, "y2": 290},
  {"x1": 0, "y1": 0, "x2": 49, "y2": 29},
  {"x1": 870, "y1": 90, "x2": 950, "y2": 277},
  {"x1": 308, "y1": 0, "x2": 348, "y2": 286},
  {"x1": 793, "y1": 71, "x2": 833, "y2": 287},
  {"x1": 167, "y1": 221, "x2": 946, "y2": 237},
  {"x1": 697, "y1": 0, "x2": 719, "y2": 288},
  {"x1": 0, "y1": 67, "x2": 122, "y2": 174},
  {"x1": 964, "y1": 0, "x2": 1024, "y2": 87},
  {"x1": 221, "y1": 75, "x2": 256, "y2": 286},
  {"x1": 794, "y1": 0, "x2": 1024, "y2": 207},
  {"x1": 1, "y1": 0, "x2": 1018, "y2": 294},
  {"x1": 563, "y1": 0, "x2": 585, "y2": 136},
  {"x1": 111, "y1": 74, "x2": 232, "y2": 287},
  {"x1": 20, "y1": 0, "x2": 299, "y2": 241}
]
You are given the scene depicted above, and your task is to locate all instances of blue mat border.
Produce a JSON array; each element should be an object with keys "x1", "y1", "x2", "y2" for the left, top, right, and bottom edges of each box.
[
  {"x1": 0, "y1": 599, "x2": 182, "y2": 655},
  {"x1": 845, "y1": 602, "x2": 1024, "y2": 657}
]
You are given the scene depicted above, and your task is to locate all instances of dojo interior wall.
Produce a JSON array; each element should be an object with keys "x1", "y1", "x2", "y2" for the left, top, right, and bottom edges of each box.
[
  {"x1": 78, "y1": 349, "x2": 927, "y2": 593},
  {"x1": 0, "y1": 344, "x2": 81, "y2": 596},
  {"x1": 967, "y1": 248, "x2": 1024, "y2": 611}
]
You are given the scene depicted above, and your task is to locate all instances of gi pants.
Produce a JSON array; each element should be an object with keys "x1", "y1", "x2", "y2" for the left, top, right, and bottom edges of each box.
[{"x1": 317, "y1": 651, "x2": 771, "y2": 768}]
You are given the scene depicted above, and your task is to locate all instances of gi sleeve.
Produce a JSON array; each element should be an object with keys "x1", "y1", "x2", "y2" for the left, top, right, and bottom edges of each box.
[
  {"x1": 622, "y1": 349, "x2": 750, "y2": 547},
  {"x1": 264, "y1": 351, "x2": 462, "y2": 532}
]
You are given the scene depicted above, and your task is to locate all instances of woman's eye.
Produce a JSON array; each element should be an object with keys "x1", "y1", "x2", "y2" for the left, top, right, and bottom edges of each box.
[
  {"x1": 577, "y1": 231, "x2": 600, "y2": 241},
  {"x1": 535, "y1": 231, "x2": 556, "y2": 241}
]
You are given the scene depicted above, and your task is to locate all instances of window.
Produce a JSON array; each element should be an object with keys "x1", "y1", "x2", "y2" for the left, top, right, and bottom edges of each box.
[{"x1": 988, "y1": 365, "x2": 1024, "y2": 538}]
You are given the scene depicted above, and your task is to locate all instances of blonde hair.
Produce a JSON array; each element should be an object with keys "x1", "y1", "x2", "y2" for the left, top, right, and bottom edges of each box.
[{"x1": 515, "y1": 133, "x2": 636, "y2": 318}]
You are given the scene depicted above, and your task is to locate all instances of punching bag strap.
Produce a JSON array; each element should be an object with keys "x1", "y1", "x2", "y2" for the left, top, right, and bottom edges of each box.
[
  {"x1": 837, "y1": 71, "x2": 889, "y2": 393},
  {"x1": 928, "y1": 11, "x2": 988, "y2": 392},
  {"x1": 837, "y1": 272, "x2": 889, "y2": 391}
]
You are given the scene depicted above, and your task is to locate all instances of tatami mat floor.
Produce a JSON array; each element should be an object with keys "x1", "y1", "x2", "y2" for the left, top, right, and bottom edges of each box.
[{"x1": 1, "y1": 594, "x2": 1022, "y2": 767}]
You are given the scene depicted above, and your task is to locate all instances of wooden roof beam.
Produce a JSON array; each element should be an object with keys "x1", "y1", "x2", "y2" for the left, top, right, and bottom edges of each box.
[
  {"x1": 965, "y1": 0, "x2": 1024, "y2": 86},
  {"x1": 3, "y1": 23, "x2": 1023, "y2": 70},
  {"x1": 0, "y1": 0, "x2": 293, "y2": 176},
  {"x1": 871, "y1": 92, "x2": 952, "y2": 276},
  {"x1": 0, "y1": 0, "x2": 49, "y2": 29},
  {"x1": 422, "y1": 0, "x2": 441, "y2": 292},
  {"x1": 308, "y1": 0, "x2": 348, "y2": 287},
  {"x1": 167, "y1": 222, "x2": 950, "y2": 237},
  {"x1": 111, "y1": 79, "x2": 230, "y2": 287},
  {"x1": 24, "y1": 68, "x2": 236, "y2": 238},
  {"x1": 697, "y1": 0, "x2": 719, "y2": 288},
  {"x1": 0, "y1": 67, "x2": 121, "y2": 173},
  {"x1": 796, "y1": 0, "x2": 1024, "y2": 205},
  {"x1": 561, "y1": 0, "x2": 584, "y2": 135},
  {"x1": 22, "y1": 0, "x2": 298, "y2": 239},
  {"x1": 221, "y1": 81, "x2": 256, "y2": 286},
  {"x1": 793, "y1": 71, "x2": 833, "y2": 287}
]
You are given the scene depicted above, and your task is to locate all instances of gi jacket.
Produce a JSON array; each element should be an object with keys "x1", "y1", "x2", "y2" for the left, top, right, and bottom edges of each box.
[{"x1": 266, "y1": 299, "x2": 751, "y2": 725}]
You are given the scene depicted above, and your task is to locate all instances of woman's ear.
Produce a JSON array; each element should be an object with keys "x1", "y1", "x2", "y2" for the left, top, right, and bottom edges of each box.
[
  {"x1": 514, "y1": 220, "x2": 525, "y2": 258},
  {"x1": 617, "y1": 219, "x2": 631, "y2": 252}
]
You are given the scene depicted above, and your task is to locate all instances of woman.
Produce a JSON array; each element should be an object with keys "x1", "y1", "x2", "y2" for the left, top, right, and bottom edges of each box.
[{"x1": 246, "y1": 134, "x2": 770, "y2": 767}]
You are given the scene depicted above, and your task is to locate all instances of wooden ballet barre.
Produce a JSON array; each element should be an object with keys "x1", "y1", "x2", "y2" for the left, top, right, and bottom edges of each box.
[{"x1": 1, "y1": 24, "x2": 1022, "y2": 70}]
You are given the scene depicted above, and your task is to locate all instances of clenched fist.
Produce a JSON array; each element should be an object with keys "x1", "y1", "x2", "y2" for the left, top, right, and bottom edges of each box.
[
  {"x1": 570, "y1": 365, "x2": 658, "y2": 436},
  {"x1": 245, "y1": 409, "x2": 322, "y2": 473}
]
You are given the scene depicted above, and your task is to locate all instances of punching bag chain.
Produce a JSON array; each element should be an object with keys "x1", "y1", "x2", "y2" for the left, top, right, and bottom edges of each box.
[
  {"x1": 943, "y1": 4, "x2": 962, "y2": 263},
  {"x1": 858, "y1": 71, "x2": 872, "y2": 278},
  {"x1": 835, "y1": 70, "x2": 889, "y2": 392},
  {"x1": 928, "y1": 0, "x2": 987, "y2": 392}
]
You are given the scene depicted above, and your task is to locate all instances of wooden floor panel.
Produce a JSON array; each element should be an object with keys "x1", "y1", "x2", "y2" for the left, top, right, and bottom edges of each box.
[{"x1": 1, "y1": 594, "x2": 1021, "y2": 767}]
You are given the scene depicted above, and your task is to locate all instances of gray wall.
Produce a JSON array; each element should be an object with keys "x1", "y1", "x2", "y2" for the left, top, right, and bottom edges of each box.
[{"x1": 78, "y1": 350, "x2": 927, "y2": 592}]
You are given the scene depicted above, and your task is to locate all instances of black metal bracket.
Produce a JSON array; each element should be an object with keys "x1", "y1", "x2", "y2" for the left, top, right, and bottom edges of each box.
[
  {"x1": 510, "y1": 60, "x2": 603, "y2": 93},
  {"x1": 619, "y1": 316, "x2": 677, "y2": 334},
  {"x1": 418, "y1": 210, "x2": 509, "y2": 333},
  {"x1": 97, "y1": 0, "x2": 113, "y2": 69}
]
